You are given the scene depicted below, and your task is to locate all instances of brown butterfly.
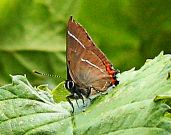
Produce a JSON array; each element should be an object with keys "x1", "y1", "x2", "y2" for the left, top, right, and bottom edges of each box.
[{"x1": 65, "y1": 16, "x2": 119, "y2": 113}]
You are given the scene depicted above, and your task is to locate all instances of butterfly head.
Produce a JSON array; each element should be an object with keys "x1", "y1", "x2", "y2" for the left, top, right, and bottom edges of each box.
[{"x1": 65, "y1": 80, "x2": 75, "y2": 93}]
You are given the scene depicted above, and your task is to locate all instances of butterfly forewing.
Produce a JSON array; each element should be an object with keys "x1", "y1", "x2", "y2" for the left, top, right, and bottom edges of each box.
[{"x1": 66, "y1": 17, "x2": 116, "y2": 95}]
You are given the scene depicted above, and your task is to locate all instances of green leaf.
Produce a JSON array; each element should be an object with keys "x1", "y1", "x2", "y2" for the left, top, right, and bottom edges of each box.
[
  {"x1": 52, "y1": 81, "x2": 70, "y2": 102},
  {"x1": 0, "y1": 75, "x2": 72, "y2": 135},
  {"x1": 0, "y1": 52, "x2": 171, "y2": 135}
]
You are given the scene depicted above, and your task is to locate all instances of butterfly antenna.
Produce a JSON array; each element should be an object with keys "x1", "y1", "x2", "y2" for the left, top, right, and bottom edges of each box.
[{"x1": 33, "y1": 70, "x2": 65, "y2": 80}]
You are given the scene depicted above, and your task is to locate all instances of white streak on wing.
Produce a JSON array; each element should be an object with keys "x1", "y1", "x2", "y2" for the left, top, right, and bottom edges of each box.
[
  {"x1": 81, "y1": 58, "x2": 104, "y2": 73},
  {"x1": 68, "y1": 31, "x2": 85, "y2": 48},
  {"x1": 102, "y1": 81, "x2": 108, "y2": 90}
]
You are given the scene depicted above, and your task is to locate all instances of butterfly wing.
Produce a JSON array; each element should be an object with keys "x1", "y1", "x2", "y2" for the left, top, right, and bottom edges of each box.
[{"x1": 66, "y1": 17, "x2": 118, "y2": 95}]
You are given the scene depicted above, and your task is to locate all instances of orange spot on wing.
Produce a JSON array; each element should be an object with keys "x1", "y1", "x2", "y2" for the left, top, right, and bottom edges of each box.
[{"x1": 104, "y1": 62, "x2": 118, "y2": 85}]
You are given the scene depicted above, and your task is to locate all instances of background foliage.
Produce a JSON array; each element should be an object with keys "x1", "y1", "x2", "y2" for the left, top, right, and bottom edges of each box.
[{"x1": 0, "y1": 0, "x2": 171, "y2": 87}]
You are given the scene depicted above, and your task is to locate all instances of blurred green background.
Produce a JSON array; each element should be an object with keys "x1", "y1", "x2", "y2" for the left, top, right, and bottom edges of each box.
[{"x1": 0, "y1": 0, "x2": 171, "y2": 88}]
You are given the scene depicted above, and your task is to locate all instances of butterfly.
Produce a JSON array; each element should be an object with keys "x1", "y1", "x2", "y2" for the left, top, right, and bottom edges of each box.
[{"x1": 65, "y1": 16, "x2": 119, "y2": 113}]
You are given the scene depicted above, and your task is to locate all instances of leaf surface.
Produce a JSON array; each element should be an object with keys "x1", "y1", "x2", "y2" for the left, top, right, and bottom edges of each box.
[{"x1": 0, "y1": 53, "x2": 171, "y2": 135}]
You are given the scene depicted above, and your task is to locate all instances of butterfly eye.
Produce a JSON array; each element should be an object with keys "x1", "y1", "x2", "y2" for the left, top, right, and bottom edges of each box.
[{"x1": 66, "y1": 80, "x2": 75, "y2": 90}]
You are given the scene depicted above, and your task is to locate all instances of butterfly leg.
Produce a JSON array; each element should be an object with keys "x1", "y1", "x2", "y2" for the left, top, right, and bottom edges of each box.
[
  {"x1": 76, "y1": 92, "x2": 85, "y2": 107},
  {"x1": 75, "y1": 99, "x2": 80, "y2": 108},
  {"x1": 79, "y1": 96, "x2": 87, "y2": 110},
  {"x1": 80, "y1": 95, "x2": 85, "y2": 107},
  {"x1": 66, "y1": 95, "x2": 75, "y2": 113},
  {"x1": 66, "y1": 93, "x2": 84, "y2": 113},
  {"x1": 81, "y1": 97, "x2": 85, "y2": 107}
]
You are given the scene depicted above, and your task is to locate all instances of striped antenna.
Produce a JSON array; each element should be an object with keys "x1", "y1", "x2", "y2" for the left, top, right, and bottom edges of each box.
[{"x1": 33, "y1": 70, "x2": 65, "y2": 80}]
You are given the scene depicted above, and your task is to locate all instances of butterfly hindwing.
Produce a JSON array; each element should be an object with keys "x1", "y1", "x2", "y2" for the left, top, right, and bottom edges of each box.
[{"x1": 66, "y1": 17, "x2": 115, "y2": 95}]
